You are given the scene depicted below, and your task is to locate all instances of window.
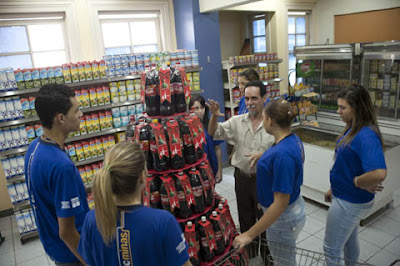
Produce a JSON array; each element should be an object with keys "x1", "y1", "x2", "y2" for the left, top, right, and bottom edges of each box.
[
  {"x1": 99, "y1": 12, "x2": 161, "y2": 56},
  {"x1": 288, "y1": 11, "x2": 310, "y2": 85},
  {"x1": 0, "y1": 13, "x2": 69, "y2": 69},
  {"x1": 252, "y1": 15, "x2": 266, "y2": 53}
]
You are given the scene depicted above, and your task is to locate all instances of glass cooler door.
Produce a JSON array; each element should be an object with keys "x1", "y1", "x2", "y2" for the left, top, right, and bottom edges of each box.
[{"x1": 362, "y1": 42, "x2": 400, "y2": 120}]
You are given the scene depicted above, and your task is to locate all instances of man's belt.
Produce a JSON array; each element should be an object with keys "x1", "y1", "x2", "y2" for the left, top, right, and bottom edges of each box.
[{"x1": 236, "y1": 167, "x2": 257, "y2": 178}]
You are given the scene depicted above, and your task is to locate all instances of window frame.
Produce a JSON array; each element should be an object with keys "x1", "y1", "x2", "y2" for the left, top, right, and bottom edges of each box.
[
  {"x1": 99, "y1": 15, "x2": 162, "y2": 55},
  {"x1": 288, "y1": 11, "x2": 311, "y2": 85},
  {"x1": 0, "y1": 16, "x2": 70, "y2": 68},
  {"x1": 249, "y1": 14, "x2": 267, "y2": 54}
]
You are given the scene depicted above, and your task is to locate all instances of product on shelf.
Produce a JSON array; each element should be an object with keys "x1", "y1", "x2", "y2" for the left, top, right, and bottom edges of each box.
[
  {"x1": 15, "y1": 209, "x2": 37, "y2": 235},
  {"x1": 0, "y1": 68, "x2": 17, "y2": 91},
  {"x1": 174, "y1": 171, "x2": 193, "y2": 218},
  {"x1": 150, "y1": 119, "x2": 169, "y2": 171},
  {"x1": 166, "y1": 119, "x2": 184, "y2": 169},
  {"x1": 228, "y1": 53, "x2": 278, "y2": 65},
  {"x1": 104, "y1": 50, "x2": 199, "y2": 78},
  {"x1": 7, "y1": 181, "x2": 29, "y2": 203},
  {"x1": 209, "y1": 211, "x2": 225, "y2": 255}
]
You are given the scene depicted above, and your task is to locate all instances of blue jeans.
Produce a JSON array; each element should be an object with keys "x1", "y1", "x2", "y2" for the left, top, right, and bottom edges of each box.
[
  {"x1": 262, "y1": 196, "x2": 306, "y2": 266},
  {"x1": 323, "y1": 196, "x2": 374, "y2": 266}
]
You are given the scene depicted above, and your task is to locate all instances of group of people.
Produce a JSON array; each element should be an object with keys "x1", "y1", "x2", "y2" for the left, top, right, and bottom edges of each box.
[{"x1": 25, "y1": 67, "x2": 386, "y2": 265}]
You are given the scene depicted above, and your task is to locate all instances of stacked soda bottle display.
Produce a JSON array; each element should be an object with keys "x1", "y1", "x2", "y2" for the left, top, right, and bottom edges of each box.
[{"x1": 131, "y1": 67, "x2": 245, "y2": 264}]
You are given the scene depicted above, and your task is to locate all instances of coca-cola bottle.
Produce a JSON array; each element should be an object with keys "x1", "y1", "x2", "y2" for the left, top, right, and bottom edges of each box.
[
  {"x1": 188, "y1": 168, "x2": 205, "y2": 213},
  {"x1": 166, "y1": 119, "x2": 184, "y2": 169},
  {"x1": 217, "y1": 203, "x2": 230, "y2": 246},
  {"x1": 160, "y1": 174, "x2": 179, "y2": 213},
  {"x1": 159, "y1": 69, "x2": 174, "y2": 116},
  {"x1": 184, "y1": 221, "x2": 201, "y2": 266},
  {"x1": 170, "y1": 67, "x2": 186, "y2": 113},
  {"x1": 126, "y1": 115, "x2": 136, "y2": 143},
  {"x1": 138, "y1": 120, "x2": 153, "y2": 170},
  {"x1": 198, "y1": 163, "x2": 213, "y2": 206},
  {"x1": 198, "y1": 216, "x2": 215, "y2": 262},
  {"x1": 144, "y1": 70, "x2": 160, "y2": 116},
  {"x1": 189, "y1": 113, "x2": 205, "y2": 160},
  {"x1": 149, "y1": 174, "x2": 161, "y2": 209},
  {"x1": 174, "y1": 172, "x2": 192, "y2": 218},
  {"x1": 150, "y1": 119, "x2": 169, "y2": 171},
  {"x1": 179, "y1": 119, "x2": 196, "y2": 164},
  {"x1": 209, "y1": 211, "x2": 225, "y2": 255}
]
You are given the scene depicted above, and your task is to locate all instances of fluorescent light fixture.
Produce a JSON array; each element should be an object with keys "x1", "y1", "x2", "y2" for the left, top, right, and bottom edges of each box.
[
  {"x1": 254, "y1": 14, "x2": 265, "y2": 19},
  {"x1": 0, "y1": 16, "x2": 63, "y2": 21},
  {"x1": 288, "y1": 11, "x2": 307, "y2": 16},
  {"x1": 99, "y1": 14, "x2": 158, "y2": 20}
]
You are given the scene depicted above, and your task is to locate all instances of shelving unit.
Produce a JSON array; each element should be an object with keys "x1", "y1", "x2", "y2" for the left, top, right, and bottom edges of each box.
[
  {"x1": 221, "y1": 58, "x2": 283, "y2": 117},
  {"x1": 0, "y1": 66, "x2": 203, "y2": 244}
]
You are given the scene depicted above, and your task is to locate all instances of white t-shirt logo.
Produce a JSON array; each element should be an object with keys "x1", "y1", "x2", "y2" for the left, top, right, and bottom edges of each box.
[
  {"x1": 61, "y1": 201, "x2": 70, "y2": 209},
  {"x1": 71, "y1": 197, "x2": 81, "y2": 208}
]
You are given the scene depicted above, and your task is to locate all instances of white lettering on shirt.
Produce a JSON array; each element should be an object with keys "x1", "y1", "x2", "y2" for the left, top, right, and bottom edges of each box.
[
  {"x1": 61, "y1": 201, "x2": 70, "y2": 209},
  {"x1": 71, "y1": 197, "x2": 81, "y2": 208},
  {"x1": 176, "y1": 233, "x2": 186, "y2": 254}
]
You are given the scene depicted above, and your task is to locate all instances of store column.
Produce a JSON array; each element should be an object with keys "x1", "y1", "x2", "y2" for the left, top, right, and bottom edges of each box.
[{"x1": 173, "y1": 0, "x2": 227, "y2": 162}]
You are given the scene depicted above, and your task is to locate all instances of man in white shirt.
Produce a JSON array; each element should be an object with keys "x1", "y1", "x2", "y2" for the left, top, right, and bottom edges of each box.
[{"x1": 207, "y1": 80, "x2": 275, "y2": 263}]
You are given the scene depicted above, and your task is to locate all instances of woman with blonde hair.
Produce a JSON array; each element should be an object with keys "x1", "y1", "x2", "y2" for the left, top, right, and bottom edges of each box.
[{"x1": 78, "y1": 142, "x2": 190, "y2": 266}]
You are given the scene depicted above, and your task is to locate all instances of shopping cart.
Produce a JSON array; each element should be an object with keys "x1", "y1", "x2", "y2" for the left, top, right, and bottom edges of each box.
[{"x1": 214, "y1": 239, "x2": 374, "y2": 266}]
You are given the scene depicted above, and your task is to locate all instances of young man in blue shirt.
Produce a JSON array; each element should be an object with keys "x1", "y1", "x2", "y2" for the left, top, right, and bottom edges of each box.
[{"x1": 25, "y1": 84, "x2": 88, "y2": 265}]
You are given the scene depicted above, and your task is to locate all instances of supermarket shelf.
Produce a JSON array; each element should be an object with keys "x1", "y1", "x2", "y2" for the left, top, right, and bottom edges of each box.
[
  {"x1": 80, "y1": 100, "x2": 142, "y2": 113},
  {"x1": 0, "y1": 87, "x2": 40, "y2": 98},
  {"x1": 0, "y1": 67, "x2": 201, "y2": 99},
  {"x1": 85, "y1": 182, "x2": 93, "y2": 190},
  {"x1": 222, "y1": 59, "x2": 283, "y2": 70},
  {"x1": 75, "y1": 155, "x2": 105, "y2": 167},
  {"x1": 224, "y1": 101, "x2": 238, "y2": 109},
  {"x1": 20, "y1": 230, "x2": 39, "y2": 243},
  {"x1": 7, "y1": 174, "x2": 25, "y2": 183},
  {"x1": 224, "y1": 78, "x2": 282, "y2": 90},
  {"x1": 0, "y1": 146, "x2": 29, "y2": 157},
  {"x1": 185, "y1": 67, "x2": 202, "y2": 73},
  {"x1": 191, "y1": 89, "x2": 204, "y2": 95},
  {"x1": 264, "y1": 78, "x2": 283, "y2": 84},
  {"x1": 0, "y1": 116, "x2": 39, "y2": 127},
  {"x1": 13, "y1": 199, "x2": 30, "y2": 210},
  {"x1": 67, "y1": 75, "x2": 139, "y2": 88},
  {"x1": 66, "y1": 126, "x2": 127, "y2": 143}
]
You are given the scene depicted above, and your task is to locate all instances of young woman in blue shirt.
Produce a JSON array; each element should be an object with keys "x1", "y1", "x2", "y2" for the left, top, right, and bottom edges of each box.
[
  {"x1": 78, "y1": 142, "x2": 190, "y2": 266},
  {"x1": 233, "y1": 99, "x2": 306, "y2": 265},
  {"x1": 189, "y1": 95, "x2": 224, "y2": 183},
  {"x1": 324, "y1": 85, "x2": 387, "y2": 265}
]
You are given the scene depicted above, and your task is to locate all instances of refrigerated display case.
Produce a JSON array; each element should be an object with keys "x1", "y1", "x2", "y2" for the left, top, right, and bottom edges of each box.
[
  {"x1": 293, "y1": 42, "x2": 400, "y2": 223},
  {"x1": 361, "y1": 41, "x2": 400, "y2": 120},
  {"x1": 294, "y1": 44, "x2": 361, "y2": 111}
]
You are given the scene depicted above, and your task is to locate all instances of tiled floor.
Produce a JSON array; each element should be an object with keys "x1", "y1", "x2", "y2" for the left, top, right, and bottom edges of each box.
[{"x1": 1, "y1": 166, "x2": 399, "y2": 265}]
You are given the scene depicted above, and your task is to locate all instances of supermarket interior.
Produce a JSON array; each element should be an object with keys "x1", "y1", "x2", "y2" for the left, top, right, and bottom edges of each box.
[{"x1": 0, "y1": 0, "x2": 400, "y2": 265}]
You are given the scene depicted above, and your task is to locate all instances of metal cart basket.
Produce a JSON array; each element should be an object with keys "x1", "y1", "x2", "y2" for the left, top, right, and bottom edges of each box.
[{"x1": 214, "y1": 239, "x2": 373, "y2": 266}]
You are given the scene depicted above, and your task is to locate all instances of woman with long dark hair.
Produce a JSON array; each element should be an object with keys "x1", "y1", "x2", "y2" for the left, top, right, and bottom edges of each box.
[
  {"x1": 324, "y1": 85, "x2": 387, "y2": 265},
  {"x1": 189, "y1": 95, "x2": 224, "y2": 183},
  {"x1": 78, "y1": 142, "x2": 190, "y2": 266}
]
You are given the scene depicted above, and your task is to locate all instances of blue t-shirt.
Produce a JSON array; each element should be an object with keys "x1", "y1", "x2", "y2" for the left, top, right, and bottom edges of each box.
[
  {"x1": 24, "y1": 137, "x2": 89, "y2": 263},
  {"x1": 204, "y1": 128, "x2": 223, "y2": 176},
  {"x1": 256, "y1": 134, "x2": 304, "y2": 208},
  {"x1": 330, "y1": 126, "x2": 386, "y2": 204},
  {"x1": 238, "y1": 97, "x2": 247, "y2": 115},
  {"x1": 78, "y1": 206, "x2": 189, "y2": 266}
]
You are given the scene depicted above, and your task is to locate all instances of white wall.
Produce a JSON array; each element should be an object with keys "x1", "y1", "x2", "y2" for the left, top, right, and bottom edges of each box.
[
  {"x1": 219, "y1": 11, "x2": 249, "y2": 61},
  {"x1": 315, "y1": 0, "x2": 400, "y2": 44}
]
